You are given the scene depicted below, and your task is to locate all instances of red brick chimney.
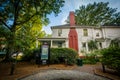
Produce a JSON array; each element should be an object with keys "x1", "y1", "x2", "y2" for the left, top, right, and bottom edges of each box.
[
  {"x1": 68, "y1": 11, "x2": 78, "y2": 52},
  {"x1": 69, "y1": 11, "x2": 75, "y2": 26}
]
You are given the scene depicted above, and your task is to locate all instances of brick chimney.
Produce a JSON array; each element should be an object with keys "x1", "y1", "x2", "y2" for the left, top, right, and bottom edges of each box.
[
  {"x1": 68, "y1": 11, "x2": 78, "y2": 52},
  {"x1": 69, "y1": 11, "x2": 75, "y2": 26}
]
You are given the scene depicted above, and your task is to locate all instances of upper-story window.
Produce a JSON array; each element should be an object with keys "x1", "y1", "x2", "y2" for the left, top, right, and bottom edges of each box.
[
  {"x1": 58, "y1": 29, "x2": 62, "y2": 36},
  {"x1": 96, "y1": 32, "x2": 99, "y2": 37},
  {"x1": 83, "y1": 29, "x2": 88, "y2": 36}
]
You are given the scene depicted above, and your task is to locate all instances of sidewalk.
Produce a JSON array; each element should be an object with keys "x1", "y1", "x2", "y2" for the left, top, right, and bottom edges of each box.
[{"x1": 19, "y1": 70, "x2": 109, "y2": 80}]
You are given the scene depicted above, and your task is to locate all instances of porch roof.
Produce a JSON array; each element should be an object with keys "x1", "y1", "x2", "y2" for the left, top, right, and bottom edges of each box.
[
  {"x1": 37, "y1": 37, "x2": 67, "y2": 41},
  {"x1": 95, "y1": 38, "x2": 111, "y2": 42}
]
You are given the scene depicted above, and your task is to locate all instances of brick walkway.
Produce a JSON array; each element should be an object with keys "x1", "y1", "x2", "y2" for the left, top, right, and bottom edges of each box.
[{"x1": 74, "y1": 64, "x2": 95, "y2": 74}]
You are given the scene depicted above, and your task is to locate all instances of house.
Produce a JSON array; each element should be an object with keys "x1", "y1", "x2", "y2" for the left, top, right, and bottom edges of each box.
[{"x1": 37, "y1": 12, "x2": 120, "y2": 56}]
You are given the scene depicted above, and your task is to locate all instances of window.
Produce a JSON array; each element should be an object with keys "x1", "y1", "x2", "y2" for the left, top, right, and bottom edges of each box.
[
  {"x1": 58, "y1": 29, "x2": 62, "y2": 36},
  {"x1": 99, "y1": 42, "x2": 102, "y2": 48},
  {"x1": 82, "y1": 42, "x2": 86, "y2": 48},
  {"x1": 96, "y1": 32, "x2": 99, "y2": 37},
  {"x1": 83, "y1": 29, "x2": 88, "y2": 36},
  {"x1": 58, "y1": 42, "x2": 62, "y2": 47}
]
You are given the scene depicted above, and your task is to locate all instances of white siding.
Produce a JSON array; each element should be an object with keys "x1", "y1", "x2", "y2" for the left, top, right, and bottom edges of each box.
[
  {"x1": 102, "y1": 27, "x2": 120, "y2": 39},
  {"x1": 51, "y1": 28, "x2": 70, "y2": 48},
  {"x1": 60, "y1": 29, "x2": 70, "y2": 37},
  {"x1": 51, "y1": 26, "x2": 120, "y2": 54},
  {"x1": 52, "y1": 28, "x2": 70, "y2": 38},
  {"x1": 52, "y1": 29, "x2": 58, "y2": 37}
]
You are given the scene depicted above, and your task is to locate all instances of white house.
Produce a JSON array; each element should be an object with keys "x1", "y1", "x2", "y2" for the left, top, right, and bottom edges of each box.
[{"x1": 37, "y1": 12, "x2": 120, "y2": 56}]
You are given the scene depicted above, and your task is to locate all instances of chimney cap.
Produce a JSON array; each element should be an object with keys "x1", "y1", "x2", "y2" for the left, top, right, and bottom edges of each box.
[
  {"x1": 70, "y1": 11, "x2": 74, "y2": 13},
  {"x1": 69, "y1": 11, "x2": 75, "y2": 26}
]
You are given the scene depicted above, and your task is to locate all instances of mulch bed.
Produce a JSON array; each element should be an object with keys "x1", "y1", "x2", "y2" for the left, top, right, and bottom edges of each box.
[
  {"x1": 94, "y1": 68, "x2": 120, "y2": 80},
  {"x1": 0, "y1": 62, "x2": 120, "y2": 80},
  {"x1": 0, "y1": 62, "x2": 76, "y2": 80}
]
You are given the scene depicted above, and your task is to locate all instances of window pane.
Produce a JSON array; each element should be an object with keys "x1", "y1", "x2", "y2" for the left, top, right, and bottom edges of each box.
[
  {"x1": 58, "y1": 29, "x2": 62, "y2": 36},
  {"x1": 96, "y1": 33, "x2": 99, "y2": 37},
  {"x1": 82, "y1": 42, "x2": 86, "y2": 48},
  {"x1": 83, "y1": 29, "x2": 88, "y2": 36}
]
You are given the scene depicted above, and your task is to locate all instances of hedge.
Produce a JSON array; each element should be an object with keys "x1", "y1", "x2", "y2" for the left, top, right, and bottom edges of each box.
[
  {"x1": 21, "y1": 48, "x2": 78, "y2": 65},
  {"x1": 50, "y1": 48, "x2": 78, "y2": 65}
]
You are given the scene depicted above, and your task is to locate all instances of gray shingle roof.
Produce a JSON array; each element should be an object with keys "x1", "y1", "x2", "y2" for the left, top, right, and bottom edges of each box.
[{"x1": 51, "y1": 24, "x2": 120, "y2": 29}]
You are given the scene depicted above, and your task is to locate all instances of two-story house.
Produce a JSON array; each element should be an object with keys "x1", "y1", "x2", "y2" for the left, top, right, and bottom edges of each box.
[{"x1": 37, "y1": 12, "x2": 120, "y2": 56}]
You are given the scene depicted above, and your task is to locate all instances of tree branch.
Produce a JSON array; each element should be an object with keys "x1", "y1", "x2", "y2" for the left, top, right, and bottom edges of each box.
[
  {"x1": 16, "y1": 0, "x2": 48, "y2": 25},
  {"x1": 0, "y1": 19, "x2": 11, "y2": 30},
  {"x1": 16, "y1": 13, "x2": 36, "y2": 25},
  {"x1": 12, "y1": 0, "x2": 21, "y2": 30}
]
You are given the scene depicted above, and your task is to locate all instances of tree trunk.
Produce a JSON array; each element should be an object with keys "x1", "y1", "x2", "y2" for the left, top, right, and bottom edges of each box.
[
  {"x1": 4, "y1": 25, "x2": 16, "y2": 62},
  {"x1": 4, "y1": 36, "x2": 15, "y2": 61},
  {"x1": 102, "y1": 63, "x2": 106, "y2": 73}
]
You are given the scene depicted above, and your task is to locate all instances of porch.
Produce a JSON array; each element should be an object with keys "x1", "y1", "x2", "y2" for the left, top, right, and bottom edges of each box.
[{"x1": 37, "y1": 38, "x2": 68, "y2": 48}]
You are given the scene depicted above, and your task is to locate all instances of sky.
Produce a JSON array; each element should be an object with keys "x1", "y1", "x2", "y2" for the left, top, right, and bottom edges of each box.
[{"x1": 42, "y1": 0, "x2": 120, "y2": 34}]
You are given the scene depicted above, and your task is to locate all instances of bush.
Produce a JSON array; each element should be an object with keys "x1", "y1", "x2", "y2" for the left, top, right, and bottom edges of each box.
[
  {"x1": 82, "y1": 51, "x2": 100, "y2": 64},
  {"x1": 82, "y1": 56, "x2": 99, "y2": 64},
  {"x1": 22, "y1": 48, "x2": 40, "y2": 61},
  {"x1": 21, "y1": 48, "x2": 78, "y2": 65},
  {"x1": 101, "y1": 47, "x2": 120, "y2": 73},
  {"x1": 50, "y1": 48, "x2": 78, "y2": 65}
]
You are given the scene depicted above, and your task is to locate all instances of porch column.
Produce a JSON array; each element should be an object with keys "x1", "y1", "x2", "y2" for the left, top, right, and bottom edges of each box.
[
  {"x1": 86, "y1": 42, "x2": 89, "y2": 52},
  {"x1": 65, "y1": 39, "x2": 68, "y2": 48},
  {"x1": 51, "y1": 40, "x2": 53, "y2": 47}
]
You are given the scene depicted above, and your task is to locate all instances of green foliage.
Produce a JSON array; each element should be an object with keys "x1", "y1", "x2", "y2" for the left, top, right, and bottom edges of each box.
[
  {"x1": 109, "y1": 38, "x2": 120, "y2": 48},
  {"x1": 50, "y1": 48, "x2": 78, "y2": 65},
  {"x1": 83, "y1": 58, "x2": 97, "y2": 64},
  {"x1": 83, "y1": 52, "x2": 100, "y2": 64},
  {"x1": 0, "y1": 0, "x2": 65, "y2": 28},
  {"x1": 0, "y1": 0, "x2": 65, "y2": 60},
  {"x1": 21, "y1": 48, "x2": 78, "y2": 65},
  {"x1": 88, "y1": 40, "x2": 98, "y2": 51},
  {"x1": 75, "y1": 2, "x2": 120, "y2": 26},
  {"x1": 15, "y1": 16, "x2": 46, "y2": 51},
  {"x1": 22, "y1": 48, "x2": 40, "y2": 61},
  {"x1": 101, "y1": 47, "x2": 120, "y2": 73}
]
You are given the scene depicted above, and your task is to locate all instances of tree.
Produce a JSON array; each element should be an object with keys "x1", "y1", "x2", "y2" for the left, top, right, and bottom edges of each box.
[
  {"x1": 101, "y1": 47, "x2": 120, "y2": 74},
  {"x1": 0, "y1": 0, "x2": 65, "y2": 60},
  {"x1": 75, "y1": 2, "x2": 120, "y2": 26},
  {"x1": 15, "y1": 16, "x2": 46, "y2": 51}
]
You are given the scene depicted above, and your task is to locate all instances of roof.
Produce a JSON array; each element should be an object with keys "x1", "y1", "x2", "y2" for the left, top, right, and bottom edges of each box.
[
  {"x1": 95, "y1": 38, "x2": 111, "y2": 42},
  {"x1": 51, "y1": 24, "x2": 70, "y2": 29},
  {"x1": 51, "y1": 24, "x2": 120, "y2": 29},
  {"x1": 37, "y1": 37, "x2": 68, "y2": 41}
]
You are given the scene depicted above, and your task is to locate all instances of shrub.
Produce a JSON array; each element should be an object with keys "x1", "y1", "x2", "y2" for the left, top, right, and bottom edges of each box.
[
  {"x1": 50, "y1": 48, "x2": 78, "y2": 65},
  {"x1": 101, "y1": 47, "x2": 120, "y2": 73},
  {"x1": 82, "y1": 51, "x2": 100, "y2": 64},
  {"x1": 83, "y1": 55, "x2": 98, "y2": 64},
  {"x1": 21, "y1": 48, "x2": 78, "y2": 65},
  {"x1": 22, "y1": 48, "x2": 40, "y2": 61}
]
